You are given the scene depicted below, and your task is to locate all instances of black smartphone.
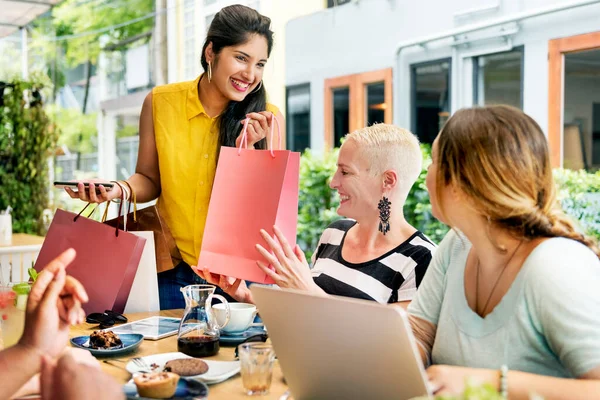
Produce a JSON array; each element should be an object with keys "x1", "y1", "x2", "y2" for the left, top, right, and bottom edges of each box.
[{"x1": 53, "y1": 181, "x2": 114, "y2": 194}]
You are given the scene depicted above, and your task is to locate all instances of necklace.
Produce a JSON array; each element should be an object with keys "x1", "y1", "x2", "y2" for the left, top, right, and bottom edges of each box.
[{"x1": 475, "y1": 239, "x2": 524, "y2": 317}]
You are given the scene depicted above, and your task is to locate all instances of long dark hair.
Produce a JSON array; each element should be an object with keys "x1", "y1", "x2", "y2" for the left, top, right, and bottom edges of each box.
[{"x1": 200, "y1": 4, "x2": 274, "y2": 149}]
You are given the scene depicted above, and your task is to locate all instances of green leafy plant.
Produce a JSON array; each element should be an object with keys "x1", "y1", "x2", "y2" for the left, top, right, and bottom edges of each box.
[
  {"x1": 0, "y1": 74, "x2": 57, "y2": 235},
  {"x1": 30, "y1": 0, "x2": 155, "y2": 104},
  {"x1": 28, "y1": 267, "x2": 39, "y2": 282},
  {"x1": 412, "y1": 381, "x2": 505, "y2": 400},
  {"x1": 405, "y1": 144, "x2": 450, "y2": 244},
  {"x1": 47, "y1": 105, "x2": 97, "y2": 154},
  {"x1": 553, "y1": 168, "x2": 600, "y2": 241},
  {"x1": 297, "y1": 148, "x2": 341, "y2": 260}
]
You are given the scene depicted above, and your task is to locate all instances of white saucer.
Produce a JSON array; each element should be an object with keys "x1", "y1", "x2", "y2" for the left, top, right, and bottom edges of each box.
[{"x1": 125, "y1": 352, "x2": 240, "y2": 385}]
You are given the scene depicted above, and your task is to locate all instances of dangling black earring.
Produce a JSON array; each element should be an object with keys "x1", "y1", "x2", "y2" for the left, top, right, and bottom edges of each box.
[{"x1": 378, "y1": 197, "x2": 391, "y2": 235}]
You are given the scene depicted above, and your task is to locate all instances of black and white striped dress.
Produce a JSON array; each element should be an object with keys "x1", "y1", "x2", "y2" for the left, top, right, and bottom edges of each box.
[{"x1": 311, "y1": 219, "x2": 436, "y2": 304}]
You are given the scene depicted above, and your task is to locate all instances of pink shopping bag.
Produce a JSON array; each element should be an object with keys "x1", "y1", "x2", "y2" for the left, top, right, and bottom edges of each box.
[
  {"x1": 34, "y1": 198, "x2": 146, "y2": 314},
  {"x1": 199, "y1": 118, "x2": 300, "y2": 283}
]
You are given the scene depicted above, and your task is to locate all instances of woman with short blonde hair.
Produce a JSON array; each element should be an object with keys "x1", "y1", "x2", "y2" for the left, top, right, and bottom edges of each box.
[{"x1": 202, "y1": 123, "x2": 436, "y2": 306}]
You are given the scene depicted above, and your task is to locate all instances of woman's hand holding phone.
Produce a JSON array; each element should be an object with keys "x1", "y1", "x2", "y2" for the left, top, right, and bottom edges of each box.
[{"x1": 55, "y1": 180, "x2": 122, "y2": 203}]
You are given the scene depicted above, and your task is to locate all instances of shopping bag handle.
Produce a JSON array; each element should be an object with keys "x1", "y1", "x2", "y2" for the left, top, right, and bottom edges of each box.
[
  {"x1": 110, "y1": 181, "x2": 127, "y2": 236},
  {"x1": 123, "y1": 180, "x2": 137, "y2": 223},
  {"x1": 74, "y1": 183, "x2": 124, "y2": 237},
  {"x1": 112, "y1": 180, "x2": 137, "y2": 232},
  {"x1": 74, "y1": 203, "x2": 97, "y2": 221},
  {"x1": 237, "y1": 113, "x2": 281, "y2": 158}
]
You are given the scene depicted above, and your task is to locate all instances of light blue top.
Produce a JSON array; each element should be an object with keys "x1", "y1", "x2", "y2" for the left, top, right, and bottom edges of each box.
[{"x1": 408, "y1": 229, "x2": 600, "y2": 378}]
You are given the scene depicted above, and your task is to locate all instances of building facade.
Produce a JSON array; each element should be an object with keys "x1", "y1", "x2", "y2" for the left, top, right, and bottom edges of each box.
[{"x1": 285, "y1": 0, "x2": 600, "y2": 171}]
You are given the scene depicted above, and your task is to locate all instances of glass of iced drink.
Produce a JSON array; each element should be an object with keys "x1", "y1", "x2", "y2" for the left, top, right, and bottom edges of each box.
[{"x1": 0, "y1": 282, "x2": 30, "y2": 349}]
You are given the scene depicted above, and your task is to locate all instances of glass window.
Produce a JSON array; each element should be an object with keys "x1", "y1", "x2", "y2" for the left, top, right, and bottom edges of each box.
[
  {"x1": 474, "y1": 48, "x2": 523, "y2": 109},
  {"x1": 204, "y1": 0, "x2": 217, "y2": 5},
  {"x1": 412, "y1": 60, "x2": 450, "y2": 145},
  {"x1": 333, "y1": 87, "x2": 350, "y2": 148},
  {"x1": 115, "y1": 115, "x2": 140, "y2": 180},
  {"x1": 286, "y1": 84, "x2": 311, "y2": 153},
  {"x1": 366, "y1": 82, "x2": 385, "y2": 126},
  {"x1": 563, "y1": 48, "x2": 600, "y2": 170}
]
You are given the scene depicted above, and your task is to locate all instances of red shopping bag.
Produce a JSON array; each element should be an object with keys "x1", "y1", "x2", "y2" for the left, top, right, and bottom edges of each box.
[
  {"x1": 34, "y1": 199, "x2": 146, "y2": 314},
  {"x1": 199, "y1": 118, "x2": 300, "y2": 283}
]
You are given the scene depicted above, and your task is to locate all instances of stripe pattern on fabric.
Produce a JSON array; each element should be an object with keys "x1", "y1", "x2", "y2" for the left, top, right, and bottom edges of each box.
[{"x1": 311, "y1": 219, "x2": 436, "y2": 304}]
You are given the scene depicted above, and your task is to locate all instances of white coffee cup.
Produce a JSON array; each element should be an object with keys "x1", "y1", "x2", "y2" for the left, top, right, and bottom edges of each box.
[
  {"x1": 213, "y1": 303, "x2": 257, "y2": 334},
  {"x1": 0, "y1": 214, "x2": 12, "y2": 246}
]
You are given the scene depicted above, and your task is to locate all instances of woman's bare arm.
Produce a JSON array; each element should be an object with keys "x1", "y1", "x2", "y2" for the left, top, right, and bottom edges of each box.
[
  {"x1": 126, "y1": 92, "x2": 161, "y2": 203},
  {"x1": 409, "y1": 314, "x2": 436, "y2": 366}
]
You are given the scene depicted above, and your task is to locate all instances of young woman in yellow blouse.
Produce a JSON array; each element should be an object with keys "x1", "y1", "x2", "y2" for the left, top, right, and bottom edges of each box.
[{"x1": 66, "y1": 5, "x2": 285, "y2": 309}]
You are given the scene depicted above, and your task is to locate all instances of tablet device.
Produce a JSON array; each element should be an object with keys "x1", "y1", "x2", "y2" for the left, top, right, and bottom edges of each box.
[{"x1": 106, "y1": 316, "x2": 181, "y2": 340}]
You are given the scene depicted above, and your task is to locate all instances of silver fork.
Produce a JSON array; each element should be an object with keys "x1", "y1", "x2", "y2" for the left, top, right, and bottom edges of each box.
[
  {"x1": 103, "y1": 360, "x2": 151, "y2": 374},
  {"x1": 131, "y1": 357, "x2": 152, "y2": 372}
]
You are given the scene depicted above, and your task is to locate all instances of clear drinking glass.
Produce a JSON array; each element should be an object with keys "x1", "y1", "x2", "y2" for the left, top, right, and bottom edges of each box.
[
  {"x1": 0, "y1": 282, "x2": 29, "y2": 349},
  {"x1": 238, "y1": 342, "x2": 276, "y2": 396}
]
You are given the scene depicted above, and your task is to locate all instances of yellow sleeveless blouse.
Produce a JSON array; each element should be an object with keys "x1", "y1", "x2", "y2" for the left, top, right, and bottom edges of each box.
[{"x1": 152, "y1": 75, "x2": 279, "y2": 269}]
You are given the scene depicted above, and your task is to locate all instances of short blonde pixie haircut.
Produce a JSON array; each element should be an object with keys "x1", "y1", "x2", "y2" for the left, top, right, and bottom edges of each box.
[{"x1": 344, "y1": 123, "x2": 422, "y2": 202}]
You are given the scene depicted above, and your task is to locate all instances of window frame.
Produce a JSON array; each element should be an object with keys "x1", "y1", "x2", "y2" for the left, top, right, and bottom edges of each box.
[
  {"x1": 285, "y1": 83, "x2": 312, "y2": 152},
  {"x1": 472, "y1": 45, "x2": 525, "y2": 109},
  {"x1": 410, "y1": 58, "x2": 452, "y2": 140},
  {"x1": 549, "y1": 31, "x2": 600, "y2": 167},
  {"x1": 323, "y1": 68, "x2": 393, "y2": 150}
]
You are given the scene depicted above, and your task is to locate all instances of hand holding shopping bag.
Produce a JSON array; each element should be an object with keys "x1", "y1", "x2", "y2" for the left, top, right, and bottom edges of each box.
[{"x1": 199, "y1": 116, "x2": 300, "y2": 283}]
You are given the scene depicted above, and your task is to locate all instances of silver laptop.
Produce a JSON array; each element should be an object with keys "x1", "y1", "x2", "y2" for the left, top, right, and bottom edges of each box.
[{"x1": 251, "y1": 286, "x2": 432, "y2": 400}]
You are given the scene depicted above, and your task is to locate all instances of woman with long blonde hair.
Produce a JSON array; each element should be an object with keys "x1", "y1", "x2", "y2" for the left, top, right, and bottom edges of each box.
[{"x1": 408, "y1": 105, "x2": 600, "y2": 398}]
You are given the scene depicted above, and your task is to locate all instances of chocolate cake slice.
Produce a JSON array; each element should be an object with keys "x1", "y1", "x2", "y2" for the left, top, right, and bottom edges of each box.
[{"x1": 89, "y1": 330, "x2": 123, "y2": 349}]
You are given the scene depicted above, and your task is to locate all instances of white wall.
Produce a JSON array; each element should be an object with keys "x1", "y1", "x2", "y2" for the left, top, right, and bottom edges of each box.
[
  {"x1": 285, "y1": 0, "x2": 600, "y2": 153},
  {"x1": 259, "y1": 0, "x2": 324, "y2": 116}
]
